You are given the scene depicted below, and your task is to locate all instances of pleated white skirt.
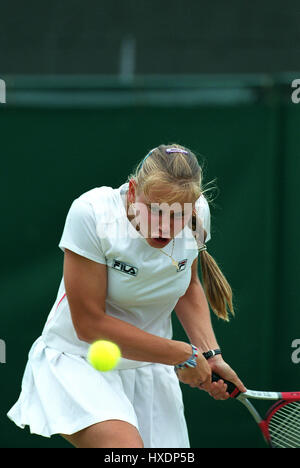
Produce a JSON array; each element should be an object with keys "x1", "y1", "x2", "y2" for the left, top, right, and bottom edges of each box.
[{"x1": 7, "y1": 337, "x2": 190, "y2": 448}]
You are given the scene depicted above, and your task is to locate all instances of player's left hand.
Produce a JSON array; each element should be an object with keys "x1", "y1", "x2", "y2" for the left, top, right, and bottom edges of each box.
[{"x1": 199, "y1": 355, "x2": 246, "y2": 400}]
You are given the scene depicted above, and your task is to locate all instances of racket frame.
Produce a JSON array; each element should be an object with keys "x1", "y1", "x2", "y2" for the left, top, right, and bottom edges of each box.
[{"x1": 211, "y1": 373, "x2": 300, "y2": 448}]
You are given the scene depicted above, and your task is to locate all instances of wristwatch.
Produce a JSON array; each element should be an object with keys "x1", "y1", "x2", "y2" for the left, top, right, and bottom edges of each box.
[{"x1": 202, "y1": 349, "x2": 222, "y2": 360}]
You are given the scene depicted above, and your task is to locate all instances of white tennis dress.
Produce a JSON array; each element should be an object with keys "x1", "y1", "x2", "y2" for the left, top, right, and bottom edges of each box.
[{"x1": 7, "y1": 182, "x2": 211, "y2": 448}]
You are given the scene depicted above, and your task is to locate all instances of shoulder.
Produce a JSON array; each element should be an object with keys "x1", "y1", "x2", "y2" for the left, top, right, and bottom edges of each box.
[
  {"x1": 61, "y1": 188, "x2": 113, "y2": 234},
  {"x1": 67, "y1": 185, "x2": 126, "y2": 241},
  {"x1": 77, "y1": 186, "x2": 115, "y2": 206},
  {"x1": 195, "y1": 194, "x2": 210, "y2": 215},
  {"x1": 72, "y1": 186, "x2": 120, "y2": 219},
  {"x1": 59, "y1": 188, "x2": 112, "y2": 263},
  {"x1": 194, "y1": 194, "x2": 211, "y2": 242}
]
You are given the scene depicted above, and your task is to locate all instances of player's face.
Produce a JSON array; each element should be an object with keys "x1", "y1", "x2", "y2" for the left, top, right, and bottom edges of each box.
[{"x1": 127, "y1": 180, "x2": 195, "y2": 248}]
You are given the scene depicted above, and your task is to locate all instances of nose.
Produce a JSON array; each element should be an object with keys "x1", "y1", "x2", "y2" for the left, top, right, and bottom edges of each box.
[{"x1": 160, "y1": 217, "x2": 172, "y2": 238}]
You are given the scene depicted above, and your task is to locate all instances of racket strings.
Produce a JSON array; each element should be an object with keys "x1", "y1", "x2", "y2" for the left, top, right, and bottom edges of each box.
[{"x1": 268, "y1": 401, "x2": 300, "y2": 448}]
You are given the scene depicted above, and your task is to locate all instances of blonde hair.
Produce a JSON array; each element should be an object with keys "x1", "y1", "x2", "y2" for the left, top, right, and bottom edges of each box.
[{"x1": 128, "y1": 143, "x2": 234, "y2": 321}]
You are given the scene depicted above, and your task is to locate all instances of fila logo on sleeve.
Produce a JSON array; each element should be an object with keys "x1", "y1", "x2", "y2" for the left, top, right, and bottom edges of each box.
[{"x1": 112, "y1": 259, "x2": 138, "y2": 276}]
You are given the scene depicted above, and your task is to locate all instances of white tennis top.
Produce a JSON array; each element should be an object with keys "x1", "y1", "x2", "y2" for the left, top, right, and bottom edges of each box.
[{"x1": 41, "y1": 183, "x2": 211, "y2": 369}]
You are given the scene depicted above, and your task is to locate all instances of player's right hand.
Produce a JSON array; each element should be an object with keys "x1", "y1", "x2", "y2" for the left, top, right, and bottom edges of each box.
[{"x1": 175, "y1": 354, "x2": 212, "y2": 391}]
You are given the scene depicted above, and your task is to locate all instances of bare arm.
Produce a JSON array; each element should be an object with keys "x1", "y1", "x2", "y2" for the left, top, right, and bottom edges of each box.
[
  {"x1": 174, "y1": 257, "x2": 246, "y2": 396},
  {"x1": 64, "y1": 249, "x2": 193, "y2": 366},
  {"x1": 174, "y1": 257, "x2": 219, "y2": 352}
]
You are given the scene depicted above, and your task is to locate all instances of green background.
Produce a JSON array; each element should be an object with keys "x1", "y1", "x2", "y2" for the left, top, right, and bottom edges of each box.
[
  {"x1": 0, "y1": 75, "x2": 299, "y2": 448},
  {"x1": 1, "y1": 1, "x2": 300, "y2": 74}
]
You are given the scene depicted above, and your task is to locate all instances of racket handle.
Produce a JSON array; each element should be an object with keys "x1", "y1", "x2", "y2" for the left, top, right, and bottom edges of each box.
[{"x1": 211, "y1": 372, "x2": 240, "y2": 397}]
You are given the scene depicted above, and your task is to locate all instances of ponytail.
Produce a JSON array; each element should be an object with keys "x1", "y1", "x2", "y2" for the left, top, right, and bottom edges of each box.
[
  {"x1": 199, "y1": 250, "x2": 234, "y2": 321},
  {"x1": 190, "y1": 211, "x2": 234, "y2": 322}
]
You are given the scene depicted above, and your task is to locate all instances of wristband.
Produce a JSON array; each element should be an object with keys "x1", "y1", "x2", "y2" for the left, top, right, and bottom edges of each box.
[
  {"x1": 202, "y1": 349, "x2": 222, "y2": 360},
  {"x1": 174, "y1": 345, "x2": 199, "y2": 370}
]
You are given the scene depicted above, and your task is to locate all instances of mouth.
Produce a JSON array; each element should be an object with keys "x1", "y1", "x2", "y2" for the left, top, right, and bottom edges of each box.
[{"x1": 152, "y1": 236, "x2": 171, "y2": 246}]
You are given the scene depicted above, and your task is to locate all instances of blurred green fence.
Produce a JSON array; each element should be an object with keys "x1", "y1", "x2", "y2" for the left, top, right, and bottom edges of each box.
[{"x1": 0, "y1": 74, "x2": 299, "y2": 448}]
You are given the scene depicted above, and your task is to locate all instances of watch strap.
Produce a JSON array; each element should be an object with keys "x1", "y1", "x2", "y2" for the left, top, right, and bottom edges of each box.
[{"x1": 202, "y1": 349, "x2": 222, "y2": 360}]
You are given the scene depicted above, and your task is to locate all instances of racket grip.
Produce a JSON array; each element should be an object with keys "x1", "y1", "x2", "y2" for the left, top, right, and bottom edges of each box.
[{"x1": 211, "y1": 372, "x2": 240, "y2": 397}]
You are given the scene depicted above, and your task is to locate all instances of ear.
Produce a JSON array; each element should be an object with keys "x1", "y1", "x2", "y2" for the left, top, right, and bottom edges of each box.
[{"x1": 128, "y1": 178, "x2": 137, "y2": 203}]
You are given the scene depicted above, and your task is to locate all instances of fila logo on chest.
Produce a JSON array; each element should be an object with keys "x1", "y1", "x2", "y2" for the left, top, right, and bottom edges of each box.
[
  {"x1": 112, "y1": 259, "x2": 138, "y2": 276},
  {"x1": 177, "y1": 259, "x2": 187, "y2": 272}
]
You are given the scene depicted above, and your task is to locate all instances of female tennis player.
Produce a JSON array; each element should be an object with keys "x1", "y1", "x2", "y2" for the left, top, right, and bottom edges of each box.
[{"x1": 7, "y1": 143, "x2": 245, "y2": 448}]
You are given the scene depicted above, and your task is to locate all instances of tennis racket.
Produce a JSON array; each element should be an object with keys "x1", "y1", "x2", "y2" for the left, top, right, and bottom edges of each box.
[{"x1": 212, "y1": 372, "x2": 300, "y2": 448}]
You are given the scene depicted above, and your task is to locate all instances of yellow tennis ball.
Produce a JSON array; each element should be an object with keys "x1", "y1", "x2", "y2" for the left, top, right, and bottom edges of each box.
[{"x1": 87, "y1": 340, "x2": 121, "y2": 372}]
